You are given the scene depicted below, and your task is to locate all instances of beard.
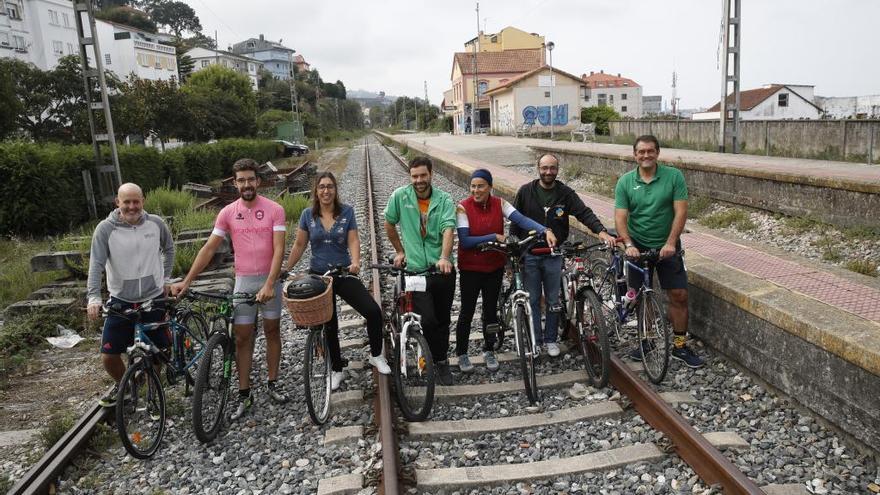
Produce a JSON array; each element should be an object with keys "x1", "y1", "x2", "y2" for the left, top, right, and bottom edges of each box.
[
  {"x1": 240, "y1": 187, "x2": 256, "y2": 200},
  {"x1": 540, "y1": 173, "x2": 556, "y2": 186}
]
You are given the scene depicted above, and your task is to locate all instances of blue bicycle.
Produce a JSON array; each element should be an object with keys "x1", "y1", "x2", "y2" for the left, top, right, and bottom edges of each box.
[
  {"x1": 104, "y1": 295, "x2": 209, "y2": 458},
  {"x1": 592, "y1": 246, "x2": 672, "y2": 384}
]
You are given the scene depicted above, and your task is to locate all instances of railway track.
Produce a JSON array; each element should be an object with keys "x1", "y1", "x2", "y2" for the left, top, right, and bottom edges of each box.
[{"x1": 13, "y1": 134, "x2": 861, "y2": 494}]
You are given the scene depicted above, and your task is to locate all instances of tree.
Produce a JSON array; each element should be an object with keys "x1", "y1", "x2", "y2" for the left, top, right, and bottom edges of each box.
[
  {"x1": 115, "y1": 76, "x2": 187, "y2": 148},
  {"x1": 182, "y1": 65, "x2": 256, "y2": 139},
  {"x1": 145, "y1": 0, "x2": 202, "y2": 38},
  {"x1": 581, "y1": 105, "x2": 621, "y2": 135},
  {"x1": 256, "y1": 109, "x2": 292, "y2": 138},
  {"x1": 0, "y1": 69, "x2": 21, "y2": 139}
]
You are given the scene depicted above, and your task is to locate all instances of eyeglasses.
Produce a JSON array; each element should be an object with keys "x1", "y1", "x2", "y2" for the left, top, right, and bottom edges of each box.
[
  {"x1": 317, "y1": 184, "x2": 336, "y2": 191},
  {"x1": 539, "y1": 166, "x2": 558, "y2": 172},
  {"x1": 235, "y1": 177, "x2": 258, "y2": 185}
]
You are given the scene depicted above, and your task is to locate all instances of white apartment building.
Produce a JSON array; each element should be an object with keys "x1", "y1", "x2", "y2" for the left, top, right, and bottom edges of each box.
[
  {"x1": 186, "y1": 46, "x2": 263, "y2": 90},
  {"x1": 0, "y1": 0, "x2": 79, "y2": 70},
  {"x1": 581, "y1": 70, "x2": 643, "y2": 118},
  {"x1": 91, "y1": 19, "x2": 177, "y2": 81}
]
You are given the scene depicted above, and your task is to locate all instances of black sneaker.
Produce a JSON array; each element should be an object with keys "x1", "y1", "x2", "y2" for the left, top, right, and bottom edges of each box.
[
  {"x1": 98, "y1": 384, "x2": 118, "y2": 408},
  {"x1": 266, "y1": 382, "x2": 289, "y2": 404},
  {"x1": 436, "y1": 361, "x2": 454, "y2": 386},
  {"x1": 672, "y1": 345, "x2": 705, "y2": 369}
]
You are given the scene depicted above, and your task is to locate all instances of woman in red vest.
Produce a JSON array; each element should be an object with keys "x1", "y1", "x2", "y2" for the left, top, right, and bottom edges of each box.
[{"x1": 455, "y1": 169, "x2": 557, "y2": 372}]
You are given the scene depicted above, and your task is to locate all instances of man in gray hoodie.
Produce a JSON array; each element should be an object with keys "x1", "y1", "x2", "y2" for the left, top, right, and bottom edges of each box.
[{"x1": 86, "y1": 183, "x2": 175, "y2": 407}]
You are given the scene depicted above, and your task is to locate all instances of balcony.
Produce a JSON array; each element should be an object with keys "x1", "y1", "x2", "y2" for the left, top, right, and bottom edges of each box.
[{"x1": 132, "y1": 39, "x2": 175, "y2": 55}]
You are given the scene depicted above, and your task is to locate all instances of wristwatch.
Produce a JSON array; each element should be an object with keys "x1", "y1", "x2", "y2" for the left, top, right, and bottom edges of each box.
[{"x1": 624, "y1": 242, "x2": 634, "y2": 248}]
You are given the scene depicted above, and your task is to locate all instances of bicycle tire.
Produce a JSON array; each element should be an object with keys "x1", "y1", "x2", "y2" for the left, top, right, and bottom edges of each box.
[
  {"x1": 393, "y1": 327, "x2": 435, "y2": 421},
  {"x1": 177, "y1": 310, "x2": 209, "y2": 386},
  {"x1": 515, "y1": 305, "x2": 539, "y2": 404},
  {"x1": 116, "y1": 356, "x2": 165, "y2": 459},
  {"x1": 558, "y1": 277, "x2": 577, "y2": 343},
  {"x1": 192, "y1": 332, "x2": 231, "y2": 443},
  {"x1": 638, "y1": 291, "x2": 671, "y2": 384},
  {"x1": 576, "y1": 289, "x2": 611, "y2": 388},
  {"x1": 303, "y1": 326, "x2": 332, "y2": 425}
]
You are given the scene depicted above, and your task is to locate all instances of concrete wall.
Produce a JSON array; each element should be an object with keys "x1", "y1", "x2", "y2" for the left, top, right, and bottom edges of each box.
[
  {"x1": 529, "y1": 145, "x2": 880, "y2": 229},
  {"x1": 609, "y1": 119, "x2": 880, "y2": 163}
]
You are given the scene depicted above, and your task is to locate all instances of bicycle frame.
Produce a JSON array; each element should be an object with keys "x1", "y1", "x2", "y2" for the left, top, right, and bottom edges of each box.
[
  {"x1": 601, "y1": 248, "x2": 658, "y2": 326},
  {"x1": 393, "y1": 273, "x2": 424, "y2": 377},
  {"x1": 123, "y1": 311, "x2": 206, "y2": 377}
]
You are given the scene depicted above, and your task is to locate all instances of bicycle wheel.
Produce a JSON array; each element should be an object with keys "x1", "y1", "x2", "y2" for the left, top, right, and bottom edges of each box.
[
  {"x1": 576, "y1": 289, "x2": 611, "y2": 388},
  {"x1": 303, "y1": 327, "x2": 332, "y2": 425},
  {"x1": 177, "y1": 310, "x2": 209, "y2": 385},
  {"x1": 638, "y1": 292, "x2": 671, "y2": 384},
  {"x1": 558, "y1": 278, "x2": 576, "y2": 343},
  {"x1": 116, "y1": 356, "x2": 165, "y2": 459},
  {"x1": 497, "y1": 289, "x2": 514, "y2": 350},
  {"x1": 393, "y1": 327, "x2": 435, "y2": 421},
  {"x1": 515, "y1": 305, "x2": 539, "y2": 404},
  {"x1": 192, "y1": 332, "x2": 232, "y2": 443}
]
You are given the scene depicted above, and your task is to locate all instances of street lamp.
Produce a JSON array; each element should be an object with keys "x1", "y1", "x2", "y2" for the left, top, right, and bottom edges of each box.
[{"x1": 547, "y1": 41, "x2": 555, "y2": 139}]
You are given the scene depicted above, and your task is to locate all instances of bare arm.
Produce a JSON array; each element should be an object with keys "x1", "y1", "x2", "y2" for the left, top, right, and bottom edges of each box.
[
  {"x1": 256, "y1": 230, "x2": 286, "y2": 302},
  {"x1": 285, "y1": 228, "x2": 310, "y2": 269},
  {"x1": 437, "y1": 228, "x2": 454, "y2": 274},
  {"x1": 661, "y1": 200, "x2": 688, "y2": 258},
  {"x1": 614, "y1": 208, "x2": 640, "y2": 258},
  {"x1": 347, "y1": 229, "x2": 361, "y2": 275}
]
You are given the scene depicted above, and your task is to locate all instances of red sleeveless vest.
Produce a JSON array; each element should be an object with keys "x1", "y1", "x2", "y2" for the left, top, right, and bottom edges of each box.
[{"x1": 457, "y1": 195, "x2": 505, "y2": 273}]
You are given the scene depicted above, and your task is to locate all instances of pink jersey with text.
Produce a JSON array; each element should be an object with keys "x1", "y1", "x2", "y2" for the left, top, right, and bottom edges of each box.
[{"x1": 212, "y1": 196, "x2": 286, "y2": 276}]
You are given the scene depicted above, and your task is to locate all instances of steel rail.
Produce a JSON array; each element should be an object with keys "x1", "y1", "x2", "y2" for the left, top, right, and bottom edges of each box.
[
  {"x1": 8, "y1": 402, "x2": 108, "y2": 495},
  {"x1": 609, "y1": 355, "x2": 762, "y2": 494},
  {"x1": 364, "y1": 138, "x2": 401, "y2": 495}
]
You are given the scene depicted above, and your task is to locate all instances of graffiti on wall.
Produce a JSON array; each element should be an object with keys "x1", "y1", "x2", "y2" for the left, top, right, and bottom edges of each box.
[{"x1": 522, "y1": 104, "x2": 568, "y2": 126}]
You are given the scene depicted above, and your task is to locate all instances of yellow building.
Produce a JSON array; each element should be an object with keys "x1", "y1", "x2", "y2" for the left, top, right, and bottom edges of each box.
[{"x1": 464, "y1": 26, "x2": 545, "y2": 52}]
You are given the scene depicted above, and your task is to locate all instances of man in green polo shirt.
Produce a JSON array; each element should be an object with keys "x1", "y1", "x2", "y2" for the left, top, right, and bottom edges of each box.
[
  {"x1": 384, "y1": 156, "x2": 457, "y2": 385},
  {"x1": 614, "y1": 135, "x2": 704, "y2": 369}
]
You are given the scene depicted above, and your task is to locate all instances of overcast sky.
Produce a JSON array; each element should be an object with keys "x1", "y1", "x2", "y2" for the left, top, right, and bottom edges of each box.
[{"x1": 183, "y1": 0, "x2": 880, "y2": 109}]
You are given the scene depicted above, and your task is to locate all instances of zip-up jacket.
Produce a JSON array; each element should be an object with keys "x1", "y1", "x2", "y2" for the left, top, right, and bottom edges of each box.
[
  {"x1": 87, "y1": 209, "x2": 175, "y2": 305},
  {"x1": 384, "y1": 184, "x2": 456, "y2": 272},
  {"x1": 511, "y1": 179, "x2": 606, "y2": 243}
]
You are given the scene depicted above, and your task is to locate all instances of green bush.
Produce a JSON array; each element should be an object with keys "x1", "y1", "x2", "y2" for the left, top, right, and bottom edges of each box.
[
  {"x1": 144, "y1": 187, "x2": 195, "y2": 216},
  {"x1": 278, "y1": 192, "x2": 310, "y2": 230},
  {"x1": 0, "y1": 139, "x2": 279, "y2": 236}
]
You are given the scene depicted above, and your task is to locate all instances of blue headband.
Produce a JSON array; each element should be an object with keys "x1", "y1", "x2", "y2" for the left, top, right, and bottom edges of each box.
[{"x1": 471, "y1": 169, "x2": 493, "y2": 186}]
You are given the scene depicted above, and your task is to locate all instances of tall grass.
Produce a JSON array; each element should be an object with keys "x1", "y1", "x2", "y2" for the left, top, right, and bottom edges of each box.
[
  {"x1": 173, "y1": 209, "x2": 217, "y2": 235},
  {"x1": 278, "y1": 193, "x2": 310, "y2": 231},
  {"x1": 173, "y1": 242, "x2": 202, "y2": 278},
  {"x1": 145, "y1": 187, "x2": 196, "y2": 216},
  {"x1": 0, "y1": 238, "x2": 63, "y2": 309}
]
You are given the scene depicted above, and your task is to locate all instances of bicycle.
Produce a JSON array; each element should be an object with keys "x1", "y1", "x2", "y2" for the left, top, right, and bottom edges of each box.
[
  {"x1": 371, "y1": 261, "x2": 437, "y2": 422},
  {"x1": 479, "y1": 232, "x2": 546, "y2": 404},
  {"x1": 557, "y1": 240, "x2": 612, "y2": 388},
  {"x1": 592, "y1": 246, "x2": 672, "y2": 384},
  {"x1": 190, "y1": 291, "x2": 259, "y2": 443},
  {"x1": 104, "y1": 296, "x2": 210, "y2": 459},
  {"x1": 283, "y1": 265, "x2": 350, "y2": 426}
]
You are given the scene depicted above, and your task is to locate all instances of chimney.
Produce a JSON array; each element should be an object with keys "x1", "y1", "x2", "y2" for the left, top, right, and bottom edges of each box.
[
  {"x1": 590, "y1": 71, "x2": 594, "y2": 75},
  {"x1": 600, "y1": 69, "x2": 604, "y2": 74},
  {"x1": 259, "y1": 34, "x2": 264, "y2": 41},
  {"x1": 617, "y1": 73, "x2": 621, "y2": 77}
]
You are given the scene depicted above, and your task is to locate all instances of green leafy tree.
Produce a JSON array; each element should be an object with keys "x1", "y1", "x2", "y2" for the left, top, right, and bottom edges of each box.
[
  {"x1": 256, "y1": 109, "x2": 293, "y2": 138},
  {"x1": 182, "y1": 65, "x2": 256, "y2": 139},
  {"x1": 145, "y1": 0, "x2": 202, "y2": 38},
  {"x1": 115, "y1": 76, "x2": 188, "y2": 148},
  {"x1": 581, "y1": 105, "x2": 621, "y2": 135},
  {"x1": 0, "y1": 69, "x2": 21, "y2": 139}
]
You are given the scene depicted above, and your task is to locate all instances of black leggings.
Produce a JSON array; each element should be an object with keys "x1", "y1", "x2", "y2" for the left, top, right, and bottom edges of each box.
[
  {"x1": 455, "y1": 268, "x2": 504, "y2": 355},
  {"x1": 316, "y1": 273, "x2": 384, "y2": 372}
]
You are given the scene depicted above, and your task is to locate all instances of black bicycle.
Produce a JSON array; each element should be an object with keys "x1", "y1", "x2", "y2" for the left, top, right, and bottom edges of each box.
[
  {"x1": 104, "y1": 296, "x2": 209, "y2": 458},
  {"x1": 558, "y1": 240, "x2": 612, "y2": 388}
]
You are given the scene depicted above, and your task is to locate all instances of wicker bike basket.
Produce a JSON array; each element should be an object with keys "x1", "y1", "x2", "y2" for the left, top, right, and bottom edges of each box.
[{"x1": 283, "y1": 275, "x2": 334, "y2": 326}]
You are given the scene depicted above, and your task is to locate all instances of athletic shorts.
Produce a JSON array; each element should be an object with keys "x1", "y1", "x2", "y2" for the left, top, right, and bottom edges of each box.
[
  {"x1": 233, "y1": 275, "x2": 282, "y2": 325},
  {"x1": 627, "y1": 241, "x2": 688, "y2": 290},
  {"x1": 101, "y1": 297, "x2": 170, "y2": 354}
]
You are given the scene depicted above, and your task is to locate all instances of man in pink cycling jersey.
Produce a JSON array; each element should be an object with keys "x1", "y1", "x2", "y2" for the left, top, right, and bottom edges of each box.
[{"x1": 171, "y1": 158, "x2": 287, "y2": 420}]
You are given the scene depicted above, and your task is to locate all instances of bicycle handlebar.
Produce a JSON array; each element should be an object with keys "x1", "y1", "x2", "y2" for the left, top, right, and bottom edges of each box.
[{"x1": 371, "y1": 263, "x2": 438, "y2": 276}]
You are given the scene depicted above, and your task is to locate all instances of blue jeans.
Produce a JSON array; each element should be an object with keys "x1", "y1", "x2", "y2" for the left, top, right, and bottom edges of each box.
[{"x1": 522, "y1": 254, "x2": 563, "y2": 346}]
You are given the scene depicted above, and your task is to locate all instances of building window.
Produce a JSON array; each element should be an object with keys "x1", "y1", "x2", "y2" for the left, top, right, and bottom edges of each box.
[
  {"x1": 621, "y1": 93, "x2": 627, "y2": 100},
  {"x1": 597, "y1": 93, "x2": 607, "y2": 106},
  {"x1": 610, "y1": 94, "x2": 614, "y2": 103},
  {"x1": 597, "y1": 82, "x2": 604, "y2": 87},
  {"x1": 621, "y1": 106, "x2": 627, "y2": 112},
  {"x1": 478, "y1": 80, "x2": 488, "y2": 98},
  {"x1": 201, "y1": 60, "x2": 209, "y2": 67},
  {"x1": 48, "y1": 9, "x2": 59, "y2": 25},
  {"x1": 62, "y1": 12, "x2": 70, "y2": 28},
  {"x1": 248, "y1": 63, "x2": 254, "y2": 71},
  {"x1": 104, "y1": 53, "x2": 111, "y2": 65},
  {"x1": 544, "y1": 91, "x2": 551, "y2": 98},
  {"x1": 52, "y1": 40, "x2": 63, "y2": 55},
  {"x1": 623, "y1": 82, "x2": 629, "y2": 86},
  {"x1": 778, "y1": 93, "x2": 789, "y2": 107},
  {"x1": 7, "y1": 1, "x2": 22, "y2": 20},
  {"x1": 66, "y1": 42, "x2": 75, "y2": 54}
]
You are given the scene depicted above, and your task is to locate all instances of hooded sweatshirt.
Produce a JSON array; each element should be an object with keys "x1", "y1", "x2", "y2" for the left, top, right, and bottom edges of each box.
[{"x1": 87, "y1": 209, "x2": 175, "y2": 305}]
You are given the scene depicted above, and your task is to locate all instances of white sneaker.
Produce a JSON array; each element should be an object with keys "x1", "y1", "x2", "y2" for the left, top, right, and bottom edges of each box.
[
  {"x1": 368, "y1": 355, "x2": 392, "y2": 375},
  {"x1": 331, "y1": 371, "x2": 345, "y2": 391},
  {"x1": 546, "y1": 342, "x2": 561, "y2": 357}
]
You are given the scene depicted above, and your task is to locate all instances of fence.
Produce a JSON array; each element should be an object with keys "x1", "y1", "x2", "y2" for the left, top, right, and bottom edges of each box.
[{"x1": 609, "y1": 119, "x2": 879, "y2": 164}]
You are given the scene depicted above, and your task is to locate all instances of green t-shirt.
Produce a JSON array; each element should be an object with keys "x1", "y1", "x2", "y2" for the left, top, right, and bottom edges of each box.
[
  {"x1": 384, "y1": 184, "x2": 456, "y2": 272},
  {"x1": 535, "y1": 183, "x2": 556, "y2": 207},
  {"x1": 614, "y1": 164, "x2": 688, "y2": 249}
]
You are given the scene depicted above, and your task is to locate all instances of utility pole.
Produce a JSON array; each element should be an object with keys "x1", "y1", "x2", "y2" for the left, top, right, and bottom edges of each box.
[
  {"x1": 415, "y1": 95, "x2": 419, "y2": 131},
  {"x1": 287, "y1": 50, "x2": 301, "y2": 124},
  {"x1": 471, "y1": 1, "x2": 479, "y2": 134},
  {"x1": 718, "y1": 0, "x2": 741, "y2": 153},
  {"x1": 214, "y1": 31, "x2": 219, "y2": 65},
  {"x1": 424, "y1": 80, "x2": 429, "y2": 129},
  {"x1": 671, "y1": 70, "x2": 678, "y2": 117}
]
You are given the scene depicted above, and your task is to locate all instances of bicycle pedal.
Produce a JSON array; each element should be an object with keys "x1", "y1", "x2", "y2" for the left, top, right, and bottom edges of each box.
[{"x1": 484, "y1": 323, "x2": 500, "y2": 335}]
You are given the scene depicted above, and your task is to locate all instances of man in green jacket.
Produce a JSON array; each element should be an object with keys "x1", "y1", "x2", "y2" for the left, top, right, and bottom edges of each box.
[{"x1": 384, "y1": 156, "x2": 457, "y2": 385}]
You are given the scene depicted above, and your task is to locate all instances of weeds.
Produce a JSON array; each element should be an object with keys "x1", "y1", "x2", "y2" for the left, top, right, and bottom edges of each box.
[
  {"x1": 702, "y1": 209, "x2": 756, "y2": 231},
  {"x1": 842, "y1": 225, "x2": 880, "y2": 241},
  {"x1": 173, "y1": 241, "x2": 202, "y2": 278},
  {"x1": 278, "y1": 193, "x2": 310, "y2": 227},
  {"x1": 0, "y1": 309, "x2": 83, "y2": 379},
  {"x1": 0, "y1": 238, "x2": 64, "y2": 309},
  {"x1": 562, "y1": 164, "x2": 585, "y2": 180},
  {"x1": 39, "y1": 411, "x2": 77, "y2": 449},
  {"x1": 145, "y1": 187, "x2": 196, "y2": 217},
  {"x1": 782, "y1": 215, "x2": 821, "y2": 234},
  {"x1": 688, "y1": 195, "x2": 714, "y2": 219},
  {"x1": 173, "y1": 209, "x2": 216, "y2": 235},
  {"x1": 845, "y1": 259, "x2": 878, "y2": 277}
]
